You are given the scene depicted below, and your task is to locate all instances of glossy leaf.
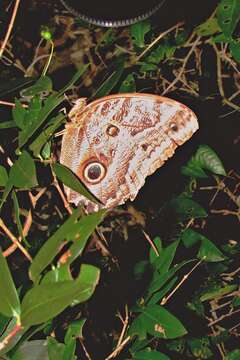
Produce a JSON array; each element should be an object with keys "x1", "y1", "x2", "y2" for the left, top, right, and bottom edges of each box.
[
  {"x1": 9, "y1": 151, "x2": 38, "y2": 189},
  {"x1": 133, "y1": 349, "x2": 170, "y2": 360},
  {"x1": 119, "y1": 73, "x2": 136, "y2": 92},
  {"x1": 217, "y1": 0, "x2": 240, "y2": 36},
  {"x1": 52, "y1": 162, "x2": 100, "y2": 205},
  {"x1": 29, "y1": 208, "x2": 105, "y2": 283},
  {"x1": 0, "y1": 166, "x2": 8, "y2": 186},
  {"x1": 147, "y1": 276, "x2": 178, "y2": 305},
  {"x1": 0, "y1": 249, "x2": 20, "y2": 318},
  {"x1": 0, "y1": 317, "x2": 25, "y2": 356},
  {"x1": 182, "y1": 145, "x2": 226, "y2": 178},
  {"x1": 131, "y1": 20, "x2": 151, "y2": 48},
  {"x1": 21, "y1": 264, "x2": 100, "y2": 326},
  {"x1": 181, "y1": 228, "x2": 201, "y2": 248},
  {"x1": 47, "y1": 337, "x2": 65, "y2": 360},
  {"x1": 129, "y1": 304, "x2": 187, "y2": 339},
  {"x1": 64, "y1": 319, "x2": 86, "y2": 344}
]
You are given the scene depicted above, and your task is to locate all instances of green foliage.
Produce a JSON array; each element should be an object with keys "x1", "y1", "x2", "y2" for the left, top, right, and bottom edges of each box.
[
  {"x1": 217, "y1": 0, "x2": 240, "y2": 37},
  {"x1": 182, "y1": 145, "x2": 226, "y2": 178},
  {"x1": 131, "y1": 20, "x2": 151, "y2": 48}
]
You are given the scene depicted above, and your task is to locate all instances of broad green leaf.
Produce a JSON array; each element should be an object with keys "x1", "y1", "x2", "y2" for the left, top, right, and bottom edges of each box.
[
  {"x1": 217, "y1": 0, "x2": 240, "y2": 36},
  {"x1": 64, "y1": 318, "x2": 86, "y2": 344},
  {"x1": 149, "y1": 236, "x2": 162, "y2": 264},
  {"x1": 133, "y1": 349, "x2": 170, "y2": 360},
  {"x1": 230, "y1": 39, "x2": 240, "y2": 62},
  {"x1": 0, "y1": 249, "x2": 20, "y2": 318},
  {"x1": 29, "y1": 114, "x2": 65, "y2": 158},
  {"x1": 12, "y1": 100, "x2": 27, "y2": 130},
  {"x1": 62, "y1": 338, "x2": 76, "y2": 360},
  {"x1": 196, "y1": 18, "x2": 221, "y2": 36},
  {"x1": 147, "y1": 276, "x2": 178, "y2": 305},
  {"x1": 20, "y1": 76, "x2": 52, "y2": 97},
  {"x1": 17, "y1": 66, "x2": 88, "y2": 149},
  {"x1": 145, "y1": 45, "x2": 166, "y2": 64},
  {"x1": 9, "y1": 151, "x2": 38, "y2": 189},
  {"x1": 0, "y1": 166, "x2": 8, "y2": 186},
  {"x1": 47, "y1": 337, "x2": 65, "y2": 360},
  {"x1": 131, "y1": 20, "x2": 151, "y2": 48},
  {"x1": 153, "y1": 240, "x2": 179, "y2": 274},
  {"x1": 182, "y1": 145, "x2": 226, "y2": 178},
  {"x1": 146, "y1": 260, "x2": 193, "y2": 301},
  {"x1": 168, "y1": 195, "x2": 207, "y2": 221},
  {"x1": 11, "y1": 340, "x2": 48, "y2": 360},
  {"x1": 200, "y1": 284, "x2": 237, "y2": 301},
  {"x1": 197, "y1": 234, "x2": 226, "y2": 262},
  {"x1": 21, "y1": 265, "x2": 100, "y2": 326},
  {"x1": 129, "y1": 304, "x2": 187, "y2": 339},
  {"x1": 181, "y1": 228, "x2": 201, "y2": 248},
  {"x1": 29, "y1": 208, "x2": 105, "y2": 283},
  {"x1": 188, "y1": 337, "x2": 213, "y2": 358},
  {"x1": 130, "y1": 338, "x2": 152, "y2": 355},
  {"x1": 41, "y1": 265, "x2": 72, "y2": 284},
  {"x1": 119, "y1": 74, "x2": 136, "y2": 92},
  {"x1": 92, "y1": 61, "x2": 124, "y2": 99},
  {"x1": 52, "y1": 162, "x2": 100, "y2": 205}
]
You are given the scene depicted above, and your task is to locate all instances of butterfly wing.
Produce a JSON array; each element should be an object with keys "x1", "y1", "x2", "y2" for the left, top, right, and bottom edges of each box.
[{"x1": 60, "y1": 93, "x2": 199, "y2": 211}]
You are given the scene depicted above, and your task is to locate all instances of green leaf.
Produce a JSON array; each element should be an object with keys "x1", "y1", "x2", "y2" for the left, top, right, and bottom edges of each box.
[
  {"x1": 200, "y1": 284, "x2": 237, "y2": 301},
  {"x1": 217, "y1": 0, "x2": 240, "y2": 36},
  {"x1": 181, "y1": 228, "x2": 201, "y2": 248},
  {"x1": 168, "y1": 195, "x2": 207, "y2": 221},
  {"x1": 149, "y1": 236, "x2": 162, "y2": 264},
  {"x1": 182, "y1": 145, "x2": 226, "y2": 178},
  {"x1": 64, "y1": 318, "x2": 86, "y2": 344},
  {"x1": 131, "y1": 20, "x2": 151, "y2": 48},
  {"x1": 47, "y1": 337, "x2": 65, "y2": 360},
  {"x1": 12, "y1": 100, "x2": 27, "y2": 130},
  {"x1": 0, "y1": 166, "x2": 8, "y2": 186},
  {"x1": 20, "y1": 76, "x2": 52, "y2": 97},
  {"x1": 11, "y1": 340, "x2": 48, "y2": 360},
  {"x1": 0, "y1": 249, "x2": 20, "y2": 318},
  {"x1": 133, "y1": 349, "x2": 170, "y2": 360},
  {"x1": 196, "y1": 18, "x2": 221, "y2": 36},
  {"x1": 29, "y1": 208, "x2": 105, "y2": 283},
  {"x1": 0, "y1": 179, "x2": 13, "y2": 212},
  {"x1": 0, "y1": 317, "x2": 25, "y2": 356},
  {"x1": 92, "y1": 61, "x2": 124, "y2": 99},
  {"x1": 129, "y1": 304, "x2": 187, "y2": 339},
  {"x1": 17, "y1": 66, "x2": 88, "y2": 149},
  {"x1": 52, "y1": 162, "x2": 100, "y2": 205},
  {"x1": 119, "y1": 73, "x2": 136, "y2": 92},
  {"x1": 29, "y1": 114, "x2": 65, "y2": 158},
  {"x1": 230, "y1": 39, "x2": 240, "y2": 62},
  {"x1": 9, "y1": 151, "x2": 38, "y2": 189},
  {"x1": 153, "y1": 240, "x2": 179, "y2": 274},
  {"x1": 21, "y1": 265, "x2": 100, "y2": 327},
  {"x1": 0, "y1": 77, "x2": 34, "y2": 97},
  {"x1": 197, "y1": 234, "x2": 226, "y2": 262},
  {"x1": 12, "y1": 191, "x2": 29, "y2": 247},
  {"x1": 226, "y1": 350, "x2": 240, "y2": 360},
  {"x1": 147, "y1": 276, "x2": 178, "y2": 305},
  {"x1": 0, "y1": 120, "x2": 16, "y2": 129}
]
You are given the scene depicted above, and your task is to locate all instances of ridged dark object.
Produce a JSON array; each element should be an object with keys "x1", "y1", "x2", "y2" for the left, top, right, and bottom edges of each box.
[{"x1": 60, "y1": 0, "x2": 164, "y2": 27}]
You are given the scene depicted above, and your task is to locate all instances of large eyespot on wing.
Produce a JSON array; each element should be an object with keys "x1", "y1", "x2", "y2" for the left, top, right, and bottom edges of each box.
[
  {"x1": 83, "y1": 161, "x2": 106, "y2": 184},
  {"x1": 166, "y1": 107, "x2": 199, "y2": 145}
]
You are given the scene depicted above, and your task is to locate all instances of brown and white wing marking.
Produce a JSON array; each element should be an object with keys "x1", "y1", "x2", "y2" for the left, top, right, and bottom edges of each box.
[{"x1": 60, "y1": 93, "x2": 199, "y2": 211}]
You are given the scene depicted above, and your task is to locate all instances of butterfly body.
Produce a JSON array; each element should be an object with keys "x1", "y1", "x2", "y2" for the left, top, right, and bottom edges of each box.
[{"x1": 60, "y1": 93, "x2": 199, "y2": 211}]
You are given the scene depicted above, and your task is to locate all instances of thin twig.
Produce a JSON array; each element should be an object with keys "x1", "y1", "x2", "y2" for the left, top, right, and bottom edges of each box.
[{"x1": 0, "y1": 0, "x2": 21, "y2": 58}]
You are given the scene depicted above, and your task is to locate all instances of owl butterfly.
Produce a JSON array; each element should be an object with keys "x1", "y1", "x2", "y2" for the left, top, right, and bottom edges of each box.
[{"x1": 60, "y1": 93, "x2": 199, "y2": 212}]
